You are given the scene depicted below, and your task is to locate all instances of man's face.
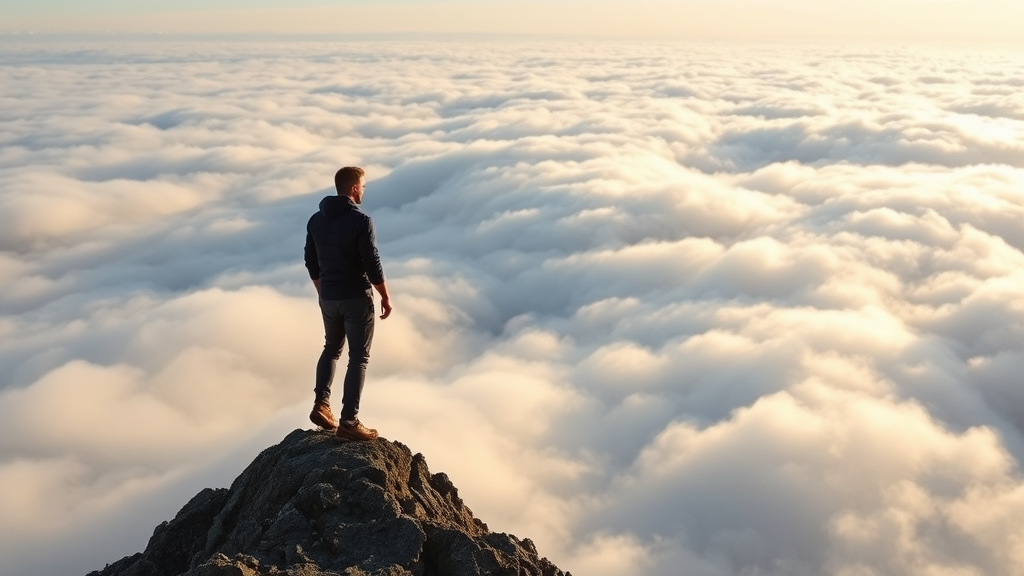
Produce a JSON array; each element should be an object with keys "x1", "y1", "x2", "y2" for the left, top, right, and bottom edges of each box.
[{"x1": 352, "y1": 177, "x2": 365, "y2": 204}]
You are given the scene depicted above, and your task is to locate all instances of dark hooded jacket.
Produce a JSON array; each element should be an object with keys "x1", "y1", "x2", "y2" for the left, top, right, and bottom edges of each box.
[{"x1": 304, "y1": 195, "x2": 385, "y2": 300}]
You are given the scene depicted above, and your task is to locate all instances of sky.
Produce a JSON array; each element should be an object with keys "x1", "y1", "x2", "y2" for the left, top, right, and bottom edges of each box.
[
  {"x1": 2, "y1": 4, "x2": 1024, "y2": 576},
  {"x1": 1, "y1": 0, "x2": 1024, "y2": 43}
]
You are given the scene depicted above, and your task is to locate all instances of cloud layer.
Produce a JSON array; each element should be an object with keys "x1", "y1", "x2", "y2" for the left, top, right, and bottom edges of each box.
[{"x1": 2, "y1": 40, "x2": 1024, "y2": 576}]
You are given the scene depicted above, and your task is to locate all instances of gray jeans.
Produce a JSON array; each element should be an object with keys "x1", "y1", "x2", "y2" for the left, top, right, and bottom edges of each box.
[{"x1": 315, "y1": 296, "x2": 375, "y2": 421}]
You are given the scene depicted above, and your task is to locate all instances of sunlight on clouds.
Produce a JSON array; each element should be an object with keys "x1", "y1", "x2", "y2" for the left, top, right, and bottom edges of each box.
[
  {"x1": 0, "y1": 361, "x2": 189, "y2": 463},
  {"x1": 372, "y1": 370, "x2": 587, "y2": 545},
  {"x1": 2, "y1": 40, "x2": 1024, "y2": 576},
  {"x1": 0, "y1": 172, "x2": 209, "y2": 251},
  {"x1": 600, "y1": 385, "x2": 1021, "y2": 575},
  {"x1": 495, "y1": 327, "x2": 572, "y2": 363},
  {"x1": 125, "y1": 287, "x2": 318, "y2": 380},
  {"x1": 577, "y1": 341, "x2": 670, "y2": 395},
  {"x1": 0, "y1": 457, "x2": 91, "y2": 532},
  {"x1": 562, "y1": 533, "x2": 655, "y2": 576}
]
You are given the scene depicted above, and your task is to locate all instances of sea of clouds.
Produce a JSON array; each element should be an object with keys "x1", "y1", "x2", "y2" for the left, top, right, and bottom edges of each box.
[{"x1": 1, "y1": 40, "x2": 1024, "y2": 576}]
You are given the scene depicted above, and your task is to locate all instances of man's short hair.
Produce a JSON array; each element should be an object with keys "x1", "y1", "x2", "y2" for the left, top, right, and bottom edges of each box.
[{"x1": 335, "y1": 166, "x2": 364, "y2": 194}]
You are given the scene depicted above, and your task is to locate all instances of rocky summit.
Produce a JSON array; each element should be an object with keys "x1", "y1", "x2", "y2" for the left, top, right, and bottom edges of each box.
[{"x1": 87, "y1": 430, "x2": 569, "y2": 576}]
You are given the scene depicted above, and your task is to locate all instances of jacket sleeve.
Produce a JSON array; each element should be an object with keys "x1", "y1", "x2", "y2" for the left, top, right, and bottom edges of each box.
[
  {"x1": 358, "y1": 217, "x2": 386, "y2": 285},
  {"x1": 303, "y1": 223, "x2": 320, "y2": 280}
]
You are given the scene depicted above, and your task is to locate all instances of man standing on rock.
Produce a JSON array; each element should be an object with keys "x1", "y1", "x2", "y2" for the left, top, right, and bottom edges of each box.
[{"x1": 304, "y1": 166, "x2": 392, "y2": 441}]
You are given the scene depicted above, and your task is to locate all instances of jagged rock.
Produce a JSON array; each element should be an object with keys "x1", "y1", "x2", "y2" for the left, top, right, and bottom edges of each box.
[{"x1": 87, "y1": 430, "x2": 569, "y2": 576}]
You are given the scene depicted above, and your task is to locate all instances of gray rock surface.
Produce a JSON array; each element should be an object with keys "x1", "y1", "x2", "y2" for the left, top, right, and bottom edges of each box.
[{"x1": 87, "y1": 430, "x2": 569, "y2": 576}]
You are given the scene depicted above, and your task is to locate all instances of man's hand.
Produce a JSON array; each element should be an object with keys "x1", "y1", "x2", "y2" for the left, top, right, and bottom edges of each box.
[
  {"x1": 373, "y1": 281, "x2": 392, "y2": 320},
  {"x1": 312, "y1": 278, "x2": 321, "y2": 297}
]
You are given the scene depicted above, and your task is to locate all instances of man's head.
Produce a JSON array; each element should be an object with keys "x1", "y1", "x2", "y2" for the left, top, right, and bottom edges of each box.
[{"x1": 335, "y1": 166, "x2": 365, "y2": 204}]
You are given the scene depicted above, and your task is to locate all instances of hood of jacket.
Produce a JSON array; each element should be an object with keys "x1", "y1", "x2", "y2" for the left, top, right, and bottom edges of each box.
[{"x1": 319, "y1": 195, "x2": 357, "y2": 219}]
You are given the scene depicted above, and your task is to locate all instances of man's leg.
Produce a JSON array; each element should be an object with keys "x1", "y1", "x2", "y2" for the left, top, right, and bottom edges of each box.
[
  {"x1": 311, "y1": 299, "x2": 345, "y2": 429},
  {"x1": 339, "y1": 296, "x2": 375, "y2": 422}
]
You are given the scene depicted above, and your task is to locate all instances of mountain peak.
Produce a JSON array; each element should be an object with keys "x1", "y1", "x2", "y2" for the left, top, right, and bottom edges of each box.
[{"x1": 88, "y1": 429, "x2": 569, "y2": 576}]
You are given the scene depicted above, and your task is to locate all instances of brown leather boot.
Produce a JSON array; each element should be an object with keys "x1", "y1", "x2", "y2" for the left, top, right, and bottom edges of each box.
[
  {"x1": 309, "y1": 400, "x2": 336, "y2": 430},
  {"x1": 335, "y1": 418, "x2": 378, "y2": 441}
]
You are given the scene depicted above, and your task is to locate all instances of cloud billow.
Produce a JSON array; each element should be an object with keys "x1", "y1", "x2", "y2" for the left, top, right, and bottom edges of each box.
[{"x1": 1, "y1": 40, "x2": 1024, "y2": 576}]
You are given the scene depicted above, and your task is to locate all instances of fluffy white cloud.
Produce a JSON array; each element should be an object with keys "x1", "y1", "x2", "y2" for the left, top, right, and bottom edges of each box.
[{"x1": 1, "y1": 40, "x2": 1024, "y2": 576}]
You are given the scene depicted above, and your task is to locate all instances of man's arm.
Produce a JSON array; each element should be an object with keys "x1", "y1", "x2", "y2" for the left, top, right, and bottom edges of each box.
[
  {"x1": 358, "y1": 216, "x2": 390, "y2": 318},
  {"x1": 304, "y1": 227, "x2": 321, "y2": 298},
  {"x1": 373, "y1": 281, "x2": 392, "y2": 319}
]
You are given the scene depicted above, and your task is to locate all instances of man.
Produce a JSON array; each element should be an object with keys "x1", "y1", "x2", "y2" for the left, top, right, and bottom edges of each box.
[{"x1": 304, "y1": 166, "x2": 392, "y2": 441}]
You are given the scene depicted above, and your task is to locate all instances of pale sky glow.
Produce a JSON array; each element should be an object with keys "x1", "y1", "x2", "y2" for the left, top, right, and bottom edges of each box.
[{"x1": 1, "y1": 0, "x2": 1023, "y2": 43}]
